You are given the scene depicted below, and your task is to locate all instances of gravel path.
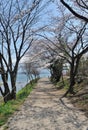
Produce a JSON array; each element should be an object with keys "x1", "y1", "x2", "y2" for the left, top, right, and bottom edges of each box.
[{"x1": 6, "y1": 78, "x2": 88, "y2": 130}]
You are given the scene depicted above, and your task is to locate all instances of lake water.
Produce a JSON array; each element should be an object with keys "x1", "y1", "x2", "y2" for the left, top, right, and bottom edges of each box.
[
  {"x1": 16, "y1": 69, "x2": 50, "y2": 92},
  {"x1": 0, "y1": 69, "x2": 50, "y2": 94}
]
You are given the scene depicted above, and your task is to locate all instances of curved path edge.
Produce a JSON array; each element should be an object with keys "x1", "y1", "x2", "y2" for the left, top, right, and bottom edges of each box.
[{"x1": 2, "y1": 78, "x2": 88, "y2": 130}]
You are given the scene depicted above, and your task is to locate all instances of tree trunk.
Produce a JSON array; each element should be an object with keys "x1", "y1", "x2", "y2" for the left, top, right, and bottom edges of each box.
[
  {"x1": 11, "y1": 80, "x2": 16, "y2": 100},
  {"x1": 0, "y1": 73, "x2": 12, "y2": 103},
  {"x1": 69, "y1": 72, "x2": 75, "y2": 94},
  {"x1": 10, "y1": 72, "x2": 17, "y2": 100},
  {"x1": 4, "y1": 83, "x2": 12, "y2": 103},
  {"x1": 62, "y1": 78, "x2": 75, "y2": 97},
  {"x1": 63, "y1": 61, "x2": 76, "y2": 97},
  {"x1": 3, "y1": 82, "x2": 12, "y2": 103}
]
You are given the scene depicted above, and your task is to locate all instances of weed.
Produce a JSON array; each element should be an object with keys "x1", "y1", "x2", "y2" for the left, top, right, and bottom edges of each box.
[{"x1": 0, "y1": 80, "x2": 37, "y2": 127}]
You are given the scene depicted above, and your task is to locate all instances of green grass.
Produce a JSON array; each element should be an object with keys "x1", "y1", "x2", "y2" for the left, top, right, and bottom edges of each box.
[
  {"x1": 56, "y1": 78, "x2": 69, "y2": 90},
  {"x1": 0, "y1": 79, "x2": 37, "y2": 127}
]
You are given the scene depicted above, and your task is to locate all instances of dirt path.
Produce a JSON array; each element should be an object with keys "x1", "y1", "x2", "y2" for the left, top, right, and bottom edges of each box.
[{"x1": 6, "y1": 78, "x2": 88, "y2": 130}]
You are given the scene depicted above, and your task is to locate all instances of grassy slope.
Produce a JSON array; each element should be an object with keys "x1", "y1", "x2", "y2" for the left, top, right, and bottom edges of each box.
[
  {"x1": 56, "y1": 79, "x2": 88, "y2": 117},
  {"x1": 69, "y1": 82, "x2": 88, "y2": 117},
  {"x1": 0, "y1": 80, "x2": 37, "y2": 127}
]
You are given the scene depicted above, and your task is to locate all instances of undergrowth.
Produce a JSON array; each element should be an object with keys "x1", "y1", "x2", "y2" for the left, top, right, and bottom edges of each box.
[
  {"x1": 55, "y1": 78, "x2": 88, "y2": 117},
  {"x1": 0, "y1": 79, "x2": 38, "y2": 127}
]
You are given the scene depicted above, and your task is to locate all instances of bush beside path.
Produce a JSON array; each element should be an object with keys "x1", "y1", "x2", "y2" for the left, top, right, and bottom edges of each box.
[{"x1": 4, "y1": 78, "x2": 88, "y2": 130}]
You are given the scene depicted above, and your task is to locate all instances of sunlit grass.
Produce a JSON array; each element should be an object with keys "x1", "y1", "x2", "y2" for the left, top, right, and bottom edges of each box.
[{"x1": 0, "y1": 79, "x2": 38, "y2": 127}]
